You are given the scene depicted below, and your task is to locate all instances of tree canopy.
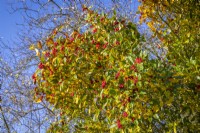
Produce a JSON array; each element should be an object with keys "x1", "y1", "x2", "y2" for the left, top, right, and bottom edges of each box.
[
  {"x1": 0, "y1": 0, "x2": 199, "y2": 132},
  {"x1": 32, "y1": 2, "x2": 200, "y2": 132}
]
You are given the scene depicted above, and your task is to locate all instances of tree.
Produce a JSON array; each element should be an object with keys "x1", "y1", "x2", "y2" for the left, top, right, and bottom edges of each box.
[
  {"x1": 1, "y1": 0, "x2": 199, "y2": 132},
  {"x1": 32, "y1": 7, "x2": 145, "y2": 132},
  {"x1": 1, "y1": 0, "x2": 140, "y2": 132},
  {"x1": 32, "y1": 3, "x2": 200, "y2": 131},
  {"x1": 138, "y1": 0, "x2": 200, "y2": 132}
]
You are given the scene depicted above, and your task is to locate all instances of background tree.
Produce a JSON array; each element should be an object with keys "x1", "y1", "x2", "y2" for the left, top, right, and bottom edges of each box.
[{"x1": 138, "y1": 0, "x2": 200, "y2": 132}]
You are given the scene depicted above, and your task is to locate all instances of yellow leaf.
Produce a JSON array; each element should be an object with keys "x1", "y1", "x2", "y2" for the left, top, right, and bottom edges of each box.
[
  {"x1": 37, "y1": 41, "x2": 42, "y2": 49},
  {"x1": 174, "y1": 122, "x2": 177, "y2": 133},
  {"x1": 34, "y1": 95, "x2": 42, "y2": 103},
  {"x1": 152, "y1": 105, "x2": 159, "y2": 112},
  {"x1": 46, "y1": 37, "x2": 54, "y2": 46},
  {"x1": 29, "y1": 44, "x2": 35, "y2": 50},
  {"x1": 186, "y1": 33, "x2": 190, "y2": 38},
  {"x1": 35, "y1": 98, "x2": 42, "y2": 103}
]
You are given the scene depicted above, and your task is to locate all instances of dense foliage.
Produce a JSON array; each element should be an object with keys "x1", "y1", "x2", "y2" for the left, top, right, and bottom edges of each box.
[
  {"x1": 138, "y1": 0, "x2": 200, "y2": 132},
  {"x1": 32, "y1": 1, "x2": 199, "y2": 132}
]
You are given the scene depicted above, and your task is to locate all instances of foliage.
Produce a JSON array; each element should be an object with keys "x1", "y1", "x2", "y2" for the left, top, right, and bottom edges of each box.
[
  {"x1": 32, "y1": 3, "x2": 200, "y2": 132},
  {"x1": 138, "y1": 0, "x2": 200, "y2": 132},
  {"x1": 1, "y1": 0, "x2": 140, "y2": 132}
]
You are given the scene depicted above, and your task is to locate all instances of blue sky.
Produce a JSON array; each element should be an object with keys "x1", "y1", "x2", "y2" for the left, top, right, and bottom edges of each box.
[{"x1": 0, "y1": 1, "x2": 22, "y2": 42}]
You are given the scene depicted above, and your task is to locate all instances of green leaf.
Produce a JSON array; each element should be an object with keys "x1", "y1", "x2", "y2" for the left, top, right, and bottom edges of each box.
[{"x1": 109, "y1": 88, "x2": 117, "y2": 95}]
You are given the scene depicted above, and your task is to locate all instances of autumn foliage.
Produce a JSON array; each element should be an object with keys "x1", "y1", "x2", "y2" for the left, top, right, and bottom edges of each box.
[{"x1": 32, "y1": 2, "x2": 199, "y2": 132}]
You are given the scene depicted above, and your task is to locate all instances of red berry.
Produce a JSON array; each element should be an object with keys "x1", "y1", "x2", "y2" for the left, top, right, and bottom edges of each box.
[
  {"x1": 54, "y1": 42, "x2": 58, "y2": 47},
  {"x1": 82, "y1": 7, "x2": 88, "y2": 11},
  {"x1": 114, "y1": 27, "x2": 119, "y2": 32},
  {"x1": 38, "y1": 63, "x2": 44, "y2": 69},
  {"x1": 114, "y1": 21, "x2": 119, "y2": 25},
  {"x1": 96, "y1": 43, "x2": 100, "y2": 49},
  {"x1": 102, "y1": 80, "x2": 106, "y2": 88},
  {"x1": 116, "y1": 41, "x2": 120, "y2": 45},
  {"x1": 133, "y1": 77, "x2": 138, "y2": 85},
  {"x1": 132, "y1": 117, "x2": 135, "y2": 122},
  {"x1": 32, "y1": 74, "x2": 36, "y2": 80},
  {"x1": 100, "y1": 17, "x2": 104, "y2": 22},
  {"x1": 93, "y1": 28, "x2": 97, "y2": 33},
  {"x1": 52, "y1": 48, "x2": 57, "y2": 56},
  {"x1": 127, "y1": 97, "x2": 131, "y2": 102},
  {"x1": 70, "y1": 37, "x2": 74, "y2": 42},
  {"x1": 92, "y1": 39, "x2": 96, "y2": 44},
  {"x1": 117, "y1": 124, "x2": 123, "y2": 129},
  {"x1": 102, "y1": 43, "x2": 108, "y2": 49},
  {"x1": 116, "y1": 119, "x2": 123, "y2": 129},
  {"x1": 77, "y1": 34, "x2": 82, "y2": 38},
  {"x1": 60, "y1": 45, "x2": 65, "y2": 52},
  {"x1": 32, "y1": 74, "x2": 36, "y2": 83},
  {"x1": 119, "y1": 84, "x2": 124, "y2": 89},
  {"x1": 115, "y1": 72, "x2": 120, "y2": 79},
  {"x1": 135, "y1": 57, "x2": 143, "y2": 64},
  {"x1": 70, "y1": 92, "x2": 74, "y2": 97},
  {"x1": 160, "y1": 38, "x2": 164, "y2": 42},
  {"x1": 139, "y1": 15, "x2": 142, "y2": 20},
  {"x1": 123, "y1": 112, "x2": 128, "y2": 117},
  {"x1": 90, "y1": 80, "x2": 94, "y2": 84},
  {"x1": 130, "y1": 64, "x2": 137, "y2": 72},
  {"x1": 45, "y1": 52, "x2": 50, "y2": 57}
]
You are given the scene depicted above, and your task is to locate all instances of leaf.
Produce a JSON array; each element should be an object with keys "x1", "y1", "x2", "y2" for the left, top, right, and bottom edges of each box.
[
  {"x1": 46, "y1": 37, "x2": 54, "y2": 46},
  {"x1": 35, "y1": 48, "x2": 40, "y2": 57},
  {"x1": 153, "y1": 114, "x2": 160, "y2": 121},
  {"x1": 29, "y1": 44, "x2": 35, "y2": 50},
  {"x1": 127, "y1": 56, "x2": 134, "y2": 64},
  {"x1": 109, "y1": 124, "x2": 116, "y2": 129},
  {"x1": 37, "y1": 41, "x2": 42, "y2": 49},
  {"x1": 109, "y1": 88, "x2": 116, "y2": 95},
  {"x1": 35, "y1": 98, "x2": 41, "y2": 103}
]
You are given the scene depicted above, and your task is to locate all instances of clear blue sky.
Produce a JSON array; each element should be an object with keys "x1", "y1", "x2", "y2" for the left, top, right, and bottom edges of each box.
[{"x1": 0, "y1": 1, "x2": 22, "y2": 42}]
